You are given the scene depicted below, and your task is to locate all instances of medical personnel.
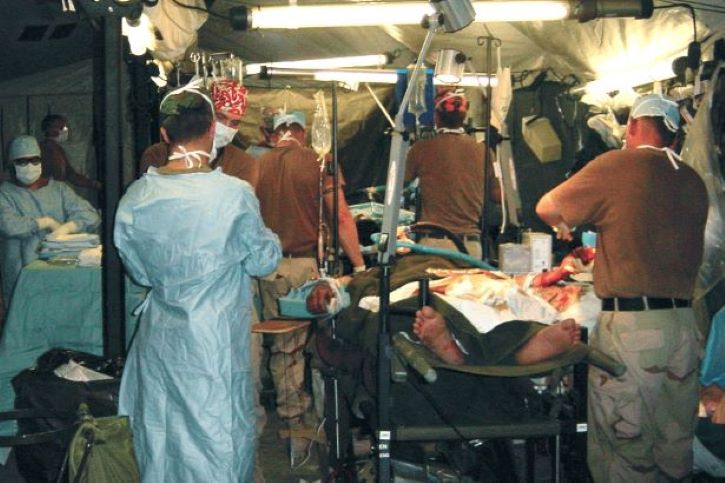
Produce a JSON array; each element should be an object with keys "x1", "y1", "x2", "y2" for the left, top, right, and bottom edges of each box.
[
  {"x1": 139, "y1": 79, "x2": 260, "y2": 188},
  {"x1": 255, "y1": 110, "x2": 364, "y2": 464},
  {"x1": 0, "y1": 134, "x2": 99, "y2": 305},
  {"x1": 405, "y1": 89, "x2": 499, "y2": 259},
  {"x1": 39, "y1": 114, "x2": 102, "y2": 192},
  {"x1": 114, "y1": 84, "x2": 281, "y2": 482},
  {"x1": 536, "y1": 94, "x2": 708, "y2": 481}
]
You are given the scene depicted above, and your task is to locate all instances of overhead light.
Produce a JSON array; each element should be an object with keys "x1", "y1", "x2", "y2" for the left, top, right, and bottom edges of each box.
[
  {"x1": 245, "y1": 54, "x2": 391, "y2": 76},
  {"x1": 434, "y1": 49, "x2": 466, "y2": 84},
  {"x1": 584, "y1": 59, "x2": 676, "y2": 95},
  {"x1": 573, "y1": 0, "x2": 653, "y2": 23},
  {"x1": 230, "y1": 1, "x2": 572, "y2": 30},
  {"x1": 260, "y1": 67, "x2": 497, "y2": 87},
  {"x1": 430, "y1": 0, "x2": 476, "y2": 33},
  {"x1": 122, "y1": 13, "x2": 155, "y2": 56}
]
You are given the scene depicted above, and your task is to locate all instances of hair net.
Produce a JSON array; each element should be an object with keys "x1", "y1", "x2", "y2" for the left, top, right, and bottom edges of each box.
[
  {"x1": 630, "y1": 94, "x2": 680, "y2": 133},
  {"x1": 8, "y1": 135, "x2": 41, "y2": 161},
  {"x1": 211, "y1": 80, "x2": 248, "y2": 119},
  {"x1": 273, "y1": 111, "x2": 306, "y2": 131}
]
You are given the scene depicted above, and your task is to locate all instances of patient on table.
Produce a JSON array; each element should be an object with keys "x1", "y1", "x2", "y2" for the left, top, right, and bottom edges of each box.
[{"x1": 413, "y1": 305, "x2": 581, "y2": 366}]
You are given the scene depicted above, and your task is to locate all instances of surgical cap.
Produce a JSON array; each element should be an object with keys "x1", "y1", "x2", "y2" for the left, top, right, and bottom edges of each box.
[
  {"x1": 434, "y1": 89, "x2": 468, "y2": 113},
  {"x1": 211, "y1": 80, "x2": 249, "y2": 119},
  {"x1": 273, "y1": 111, "x2": 306, "y2": 131},
  {"x1": 630, "y1": 94, "x2": 680, "y2": 133},
  {"x1": 8, "y1": 135, "x2": 41, "y2": 161}
]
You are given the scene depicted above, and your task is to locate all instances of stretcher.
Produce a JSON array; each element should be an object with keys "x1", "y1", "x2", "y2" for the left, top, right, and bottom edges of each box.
[{"x1": 309, "y1": 253, "x2": 621, "y2": 481}]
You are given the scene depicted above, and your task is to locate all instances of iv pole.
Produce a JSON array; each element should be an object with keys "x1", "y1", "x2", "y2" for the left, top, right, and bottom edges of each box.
[{"x1": 375, "y1": 2, "x2": 474, "y2": 480}]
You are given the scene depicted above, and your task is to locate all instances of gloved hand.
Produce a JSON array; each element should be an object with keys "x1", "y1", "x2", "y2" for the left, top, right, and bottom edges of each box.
[
  {"x1": 50, "y1": 221, "x2": 79, "y2": 238},
  {"x1": 36, "y1": 216, "x2": 61, "y2": 231}
]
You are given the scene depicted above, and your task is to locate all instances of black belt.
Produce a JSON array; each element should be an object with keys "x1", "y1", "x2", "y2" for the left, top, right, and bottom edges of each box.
[
  {"x1": 601, "y1": 297, "x2": 691, "y2": 312},
  {"x1": 420, "y1": 233, "x2": 481, "y2": 242}
]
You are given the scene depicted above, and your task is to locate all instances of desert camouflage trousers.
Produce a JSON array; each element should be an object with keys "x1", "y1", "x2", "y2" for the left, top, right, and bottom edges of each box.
[
  {"x1": 588, "y1": 307, "x2": 703, "y2": 482},
  {"x1": 257, "y1": 257, "x2": 317, "y2": 420}
]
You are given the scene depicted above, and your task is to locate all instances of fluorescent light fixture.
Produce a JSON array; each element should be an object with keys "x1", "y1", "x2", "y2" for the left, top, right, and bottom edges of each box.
[
  {"x1": 584, "y1": 59, "x2": 676, "y2": 95},
  {"x1": 232, "y1": 1, "x2": 572, "y2": 30},
  {"x1": 245, "y1": 54, "x2": 390, "y2": 76},
  {"x1": 313, "y1": 69, "x2": 401, "y2": 84},
  {"x1": 261, "y1": 67, "x2": 497, "y2": 87}
]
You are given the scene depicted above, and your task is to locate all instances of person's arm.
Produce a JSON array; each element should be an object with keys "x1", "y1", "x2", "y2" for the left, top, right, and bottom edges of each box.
[
  {"x1": 58, "y1": 182, "x2": 101, "y2": 233},
  {"x1": 0, "y1": 191, "x2": 56, "y2": 238},
  {"x1": 237, "y1": 186, "x2": 282, "y2": 278},
  {"x1": 536, "y1": 192, "x2": 573, "y2": 241},
  {"x1": 65, "y1": 163, "x2": 102, "y2": 191},
  {"x1": 324, "y1": 187, "x2": 365, "y2": 271}
]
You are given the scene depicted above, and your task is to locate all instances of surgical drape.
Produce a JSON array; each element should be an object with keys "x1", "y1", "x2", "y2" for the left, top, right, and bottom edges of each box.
[{"x1": 114, "y1": 168, "x2": 281, "y2": 482}]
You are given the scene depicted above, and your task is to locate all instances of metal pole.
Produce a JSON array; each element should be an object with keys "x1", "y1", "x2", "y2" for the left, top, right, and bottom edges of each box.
[
  {"x1": 331, "y1": 82, "x2": 340, "y2": 274},
  {"x1": 479, "y1": 36, "x2": 495, "y2": 261},
  {"x1": 376, "y1": 25, "x2": 437, "y2": 483},
  {"x1": 98, "y1": 17, "x2": 126, "y2": 358}
]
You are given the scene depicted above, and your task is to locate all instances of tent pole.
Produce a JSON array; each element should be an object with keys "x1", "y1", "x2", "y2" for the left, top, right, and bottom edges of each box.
[{"x1": 97, "y1": 17, "x2": 126, "y2": 358}]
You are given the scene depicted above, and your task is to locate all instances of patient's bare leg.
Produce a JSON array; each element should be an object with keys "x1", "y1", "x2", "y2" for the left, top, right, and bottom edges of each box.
[
  {"x1": 412, "y1": 306, "x2": 465, "y2": 365},
  {"x1": 514, "y1": 319, "x2": 581, "y2": 365}
]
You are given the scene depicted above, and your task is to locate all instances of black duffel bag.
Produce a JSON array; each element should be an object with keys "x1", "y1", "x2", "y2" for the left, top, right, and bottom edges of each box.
[{"x1": 8, "y1": 348, "x2": 123, "y2": 483}]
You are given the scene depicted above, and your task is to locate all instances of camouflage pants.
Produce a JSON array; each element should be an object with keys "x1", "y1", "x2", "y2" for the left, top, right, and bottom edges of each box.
[
  {"x1": 588, "y1": 307, "x2": 703, "y2": 482},
  {"x1": 257, "y1": 257, "x2": 317, "y2": 420}
]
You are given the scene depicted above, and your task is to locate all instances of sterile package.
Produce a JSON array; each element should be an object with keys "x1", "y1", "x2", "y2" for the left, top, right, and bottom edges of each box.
[{"x1": 498, "y1": 243, "x2": 530, "y2": 274}]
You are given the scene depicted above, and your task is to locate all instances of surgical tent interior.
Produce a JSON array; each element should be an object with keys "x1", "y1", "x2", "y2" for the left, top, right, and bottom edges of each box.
[{"x1": 0, "y1": 0, "x2": 724, "y2": 480}]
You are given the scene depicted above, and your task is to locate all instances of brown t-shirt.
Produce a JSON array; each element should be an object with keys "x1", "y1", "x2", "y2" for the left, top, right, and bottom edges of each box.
[
  {"x1": 139, "y1": 142, "x2": 260, "y2": 188},
  {"x1": 256, "y1": 146, "x2": 341, "y2": 256},
  {"x1": 405, "y1": 133, "x2": 485, "y2": 235},
  {"x1": 39, "y1": 138, "x2": 98, "y2": 190},
  {"x1": 549, "y1": 147, "x2": 708, "y2": 299}
]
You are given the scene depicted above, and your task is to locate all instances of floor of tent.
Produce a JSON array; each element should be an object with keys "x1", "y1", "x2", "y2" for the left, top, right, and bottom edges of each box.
[{"x1": 0, "y1": 407, "x2": 723, "y2": 482}]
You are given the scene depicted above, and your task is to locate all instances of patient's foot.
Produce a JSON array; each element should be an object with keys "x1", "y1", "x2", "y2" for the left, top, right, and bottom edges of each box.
[
  {"x1": 412, "y1": 306, "x2": 465, "y2": 365},
  {"x1": 514, "y1": 319, "x2": 581, "y2": 365}
]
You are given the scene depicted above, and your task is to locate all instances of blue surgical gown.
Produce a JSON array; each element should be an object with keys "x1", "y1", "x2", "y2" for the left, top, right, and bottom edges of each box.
[
  {"x1": 114, "y1": 167, "x2": 281, "y2": 482},
  {"x1": 0, "y1": 179, "x2": 100, "y2": 303}
]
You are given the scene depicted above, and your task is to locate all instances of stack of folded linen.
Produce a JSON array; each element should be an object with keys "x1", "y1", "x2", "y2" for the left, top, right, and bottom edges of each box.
[
  {"x1": 39, "y1": 233, "x2": 101, "y2": 260},
  {"x1": 78, "y1": 245, "x2": 103, "y2": 267}
]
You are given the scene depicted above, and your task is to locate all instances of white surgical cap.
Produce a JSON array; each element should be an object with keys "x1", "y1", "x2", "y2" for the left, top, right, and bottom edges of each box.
[
  {"x1": 630, "y1": 94, "x2": 680, "y2": 133},
  {"x1": 8, "y1": 135, "x2": 41, "y2": 161}
]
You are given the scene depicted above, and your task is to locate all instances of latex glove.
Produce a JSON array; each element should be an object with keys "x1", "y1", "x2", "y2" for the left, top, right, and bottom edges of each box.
[
  {"x1": 51, "y1": 221, "x2": 79, "y2": 238},
  {"x1": 36, "y1": 216, "x2": 61, "y2": 231}
]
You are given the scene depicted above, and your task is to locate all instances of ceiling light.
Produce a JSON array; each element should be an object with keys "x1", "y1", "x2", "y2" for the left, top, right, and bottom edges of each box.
[
  {"x1": 230, "y1": 1, "x2": 573, "y2": 30},
  {"x1": 260, "y1": 67, "x2": 497, "y2": 87},
  {"x1": 245, "y1": 54, "x2": 391, "y2": 76},
  {"x1": 584, "y1": 59, "x2": 675, "y2": 95},
  {"x1": 434, "y1": 49, "x2": 467, "y2": 84},
  {"x1": 122, "y1": 13, "x2": 155, "y2": 56}
]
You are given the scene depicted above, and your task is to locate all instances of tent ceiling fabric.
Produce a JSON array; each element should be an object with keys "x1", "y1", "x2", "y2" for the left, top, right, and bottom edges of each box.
[{"x1": 197, "y1": 0, "x2": 723, "y2": 86}]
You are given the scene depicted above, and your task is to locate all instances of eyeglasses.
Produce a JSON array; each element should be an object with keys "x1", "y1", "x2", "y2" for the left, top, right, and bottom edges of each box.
[{"x1": 14, "y1": 157, "x2": 42, "y2": 166}]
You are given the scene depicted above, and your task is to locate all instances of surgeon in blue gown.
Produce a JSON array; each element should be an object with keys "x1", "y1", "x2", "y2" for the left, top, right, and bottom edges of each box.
[
  {"x1": 114, "y1": 84, "x2": 282, "y2": 482},
  {"x1": 0, "y1": 134, "x2": 100, "y2": 305}
]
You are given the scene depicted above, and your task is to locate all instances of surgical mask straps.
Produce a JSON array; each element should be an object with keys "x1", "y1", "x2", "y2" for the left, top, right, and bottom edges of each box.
[
  {"x1": 278, "y1": 130, "x2": 301, "y2": 146},
  {"x1": 637, "y1": 144, "x2": 681, "y2": 170},
  {"x1": 168, "y1": 145, "x2": 212, "y2": 169}
]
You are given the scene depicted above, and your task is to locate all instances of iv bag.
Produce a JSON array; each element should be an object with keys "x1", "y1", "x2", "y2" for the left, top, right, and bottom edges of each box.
[
  {"x1": 311, "y1": 90, "x2": 331, "y2": 160},
  {"x1": 408, "y1": 73, "x2": 427, "y2": 120}
]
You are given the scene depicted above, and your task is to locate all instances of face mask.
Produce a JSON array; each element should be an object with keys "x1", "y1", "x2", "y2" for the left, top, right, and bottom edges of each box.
[
  {"x1": 15, "y1": 163, "x2": 42, "y2": 185},
  {"x1": 57, "y1": 129, "x2": 69, "y2": 143},
  {"x1": 214, "y1": 121, "x2": 238, "y2": 149}
]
